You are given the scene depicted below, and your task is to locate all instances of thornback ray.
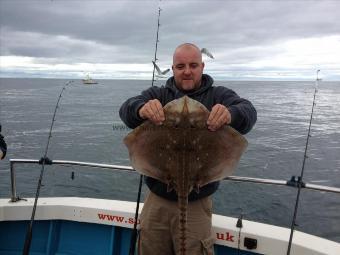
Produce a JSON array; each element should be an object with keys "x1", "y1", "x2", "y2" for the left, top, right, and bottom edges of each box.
[{"x1": 124, "y1": 96, "x2": 248, "y2": 255}]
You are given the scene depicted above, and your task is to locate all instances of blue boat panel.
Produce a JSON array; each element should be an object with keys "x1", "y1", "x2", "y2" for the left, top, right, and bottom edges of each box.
[
  {"x1": 56, "y1": 221, "x2": 114, "y2": 255},
  {"x1": 0, "y1": 220, "x2": 50, "y2": 255},
  {"x1": 46, "y1": 221, "x2": 61, "y2": 255},
  {"x1": 117, "y1": 227, "x2": 133, "y2": 255},
  {"x1": 0, "y1": 220, "x2": 260, "y2": 255},
  {"x1": 214, "y1": 244, "x2": 261, "y2": 255}
]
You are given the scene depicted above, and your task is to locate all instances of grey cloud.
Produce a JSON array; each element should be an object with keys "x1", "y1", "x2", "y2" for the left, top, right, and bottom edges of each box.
[
  {"x1": 161, "y1": 1, "x2": 340, "y2": 48},
  {"x1": 1, "y1": 1, "x2": 158, "y2": 47},
  {"x1": 1, "y1": 0, "x2": 339, "y2": 79}
]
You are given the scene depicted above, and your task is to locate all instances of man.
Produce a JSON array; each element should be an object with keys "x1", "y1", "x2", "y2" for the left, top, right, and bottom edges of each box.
[
  {"x1": 119, "y1": 43, "x2": 257, "y2": 255},
  {"x1": 0, "y1": 124, "x2": 7, "y2": 160}
]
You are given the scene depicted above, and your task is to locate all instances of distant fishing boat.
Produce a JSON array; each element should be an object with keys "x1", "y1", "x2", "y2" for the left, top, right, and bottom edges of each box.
[{"x1": 82, "y1": 73, "x2": 98, "y2": 85}]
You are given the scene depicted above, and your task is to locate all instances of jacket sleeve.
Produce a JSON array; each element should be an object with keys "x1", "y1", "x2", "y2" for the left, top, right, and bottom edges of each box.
[
  {"x1": 214, "y1": 86, "x2": 257, "y2": 134},
  {"x1": 0, "y1": 134, "x2": 7, "y2": 160},
  {"x1": 119, "y1": 86, "x2": 163, "y2": 129}
]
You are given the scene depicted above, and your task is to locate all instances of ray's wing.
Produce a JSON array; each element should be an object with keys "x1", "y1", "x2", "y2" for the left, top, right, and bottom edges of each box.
[
  {"x1": 193, "y1": 126, "x2": 247, "y2": 187},
  {"x1": 124, "y1": 121, "x2": 175, "y2": 184},
  {"x1": 176, "y1": 96, "x2": 247, "y2": 187},
  {"x1": 164, "y1": 96, "x2": 247, "y2": 188}
]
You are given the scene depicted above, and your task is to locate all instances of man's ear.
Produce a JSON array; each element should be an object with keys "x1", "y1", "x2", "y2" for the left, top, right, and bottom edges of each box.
[
  {"x1": 202, "y1": 62, "x2": 205, "y2": 69},
  {"x1": 172, "y1": 65, "x2": 174, "y2": 70}
]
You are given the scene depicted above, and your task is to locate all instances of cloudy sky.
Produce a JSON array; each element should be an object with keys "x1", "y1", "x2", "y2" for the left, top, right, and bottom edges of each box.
[{"x1": 0, "y1": 0, "x2": 339, "y2": 80}]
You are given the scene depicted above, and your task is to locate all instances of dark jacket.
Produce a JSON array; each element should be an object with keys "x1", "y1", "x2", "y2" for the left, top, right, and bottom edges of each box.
[
  {"x1": 0, "y1": 125, "x2": 7, "y2": 160},
  {"x1": 119, "y1": 74, "x2": 257, "y2": 201}
]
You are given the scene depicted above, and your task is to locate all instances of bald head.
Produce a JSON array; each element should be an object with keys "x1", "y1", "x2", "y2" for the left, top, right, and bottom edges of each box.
[
  {"x1": 173, "y1": 43, "x2": 202, "y2": 64},
  {"x1": 172, "y1": 43, "x2": 205, "y2": 91}
]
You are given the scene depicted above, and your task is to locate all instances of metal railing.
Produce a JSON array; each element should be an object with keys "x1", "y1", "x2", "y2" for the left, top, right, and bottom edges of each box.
[{"x1": 9, "y1": 158, "x2": 340, "y2": 202}]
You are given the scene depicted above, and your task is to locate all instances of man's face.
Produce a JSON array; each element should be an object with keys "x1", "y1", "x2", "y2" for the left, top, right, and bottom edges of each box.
[{"x1": 172, "y1": 47, "x2": 205, "y2": 91}]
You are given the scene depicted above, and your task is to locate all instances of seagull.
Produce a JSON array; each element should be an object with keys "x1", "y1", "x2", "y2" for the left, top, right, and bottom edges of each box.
[
  {"x1": 152, "y1": 61, "x2": 170, "y2": 77},
  {"x1": 201, "y1": 48, "x2": 214, "y2": 59}
]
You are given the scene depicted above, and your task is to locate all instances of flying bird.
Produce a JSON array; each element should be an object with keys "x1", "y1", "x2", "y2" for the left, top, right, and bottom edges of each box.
[
  {"x1": 152, "y1": 61, "x2": 170, "y2": 77},
  {"x1": 201, "y1": 48, "x2": 214, "y2": 59}
]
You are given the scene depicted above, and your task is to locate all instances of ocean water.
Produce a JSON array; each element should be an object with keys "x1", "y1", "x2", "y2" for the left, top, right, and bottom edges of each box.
[{"x1": 0, "y1": 78, "x2": 339, "y2": 242}]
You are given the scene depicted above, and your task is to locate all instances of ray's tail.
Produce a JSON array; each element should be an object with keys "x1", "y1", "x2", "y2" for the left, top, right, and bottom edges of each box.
[{"x1": 178, "y1": 195, "x2": 188, "y2": 255}]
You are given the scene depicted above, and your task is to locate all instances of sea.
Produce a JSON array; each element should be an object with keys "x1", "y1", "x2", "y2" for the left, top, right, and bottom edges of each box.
[{"x1": 0, "y1": 78, "x2": 339, "y2": 242}]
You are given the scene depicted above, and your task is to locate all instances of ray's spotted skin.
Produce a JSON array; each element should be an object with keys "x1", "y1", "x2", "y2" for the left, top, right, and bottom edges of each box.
[{"x1": 124, "y1": 96, "x2": 247, "y2": 255}]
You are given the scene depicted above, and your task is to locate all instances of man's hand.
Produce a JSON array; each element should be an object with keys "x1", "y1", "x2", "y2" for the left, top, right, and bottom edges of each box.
[
  {"x1": 138, "y1": 99, "x2": 165, "y2": 125},
  {"x1": 207, "y1": 104, "x2": 231, "y2": 131}
]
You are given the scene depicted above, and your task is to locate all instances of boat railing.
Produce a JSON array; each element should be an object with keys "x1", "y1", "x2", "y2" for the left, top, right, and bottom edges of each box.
[{"x1": 8, "y1": 158, "x2": 340, "y2": 202}]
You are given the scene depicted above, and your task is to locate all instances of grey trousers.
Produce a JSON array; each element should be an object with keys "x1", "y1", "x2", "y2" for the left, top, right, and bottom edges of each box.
[{"x1": 138, "y1": 191, "x2": 215, "y2": 255}]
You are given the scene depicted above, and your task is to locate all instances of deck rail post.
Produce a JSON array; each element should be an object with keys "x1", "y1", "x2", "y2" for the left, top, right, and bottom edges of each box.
[{"x1": 10, "y1": 161, "x2": 18, "y2": 202}]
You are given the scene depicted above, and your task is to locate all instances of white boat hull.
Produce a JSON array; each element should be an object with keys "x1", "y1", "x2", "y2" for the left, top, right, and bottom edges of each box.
[{"x1": 1, "y1": 197, "x2": 339, "y2": 255}]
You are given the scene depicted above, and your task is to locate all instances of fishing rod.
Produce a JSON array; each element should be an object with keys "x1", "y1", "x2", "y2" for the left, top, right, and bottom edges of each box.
[
  {"x1": 151, "y1": 5, "x2": 162, "y2": 87},
  {"x1": 22, "y1": 80, "x2": 73, "y2": 255},
  {"x1": 128, "y1": 3, "x2": 163, "y2": 255},
  {"x1": 286, "y1": 71, "x2": 320, "y2": 255}
]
